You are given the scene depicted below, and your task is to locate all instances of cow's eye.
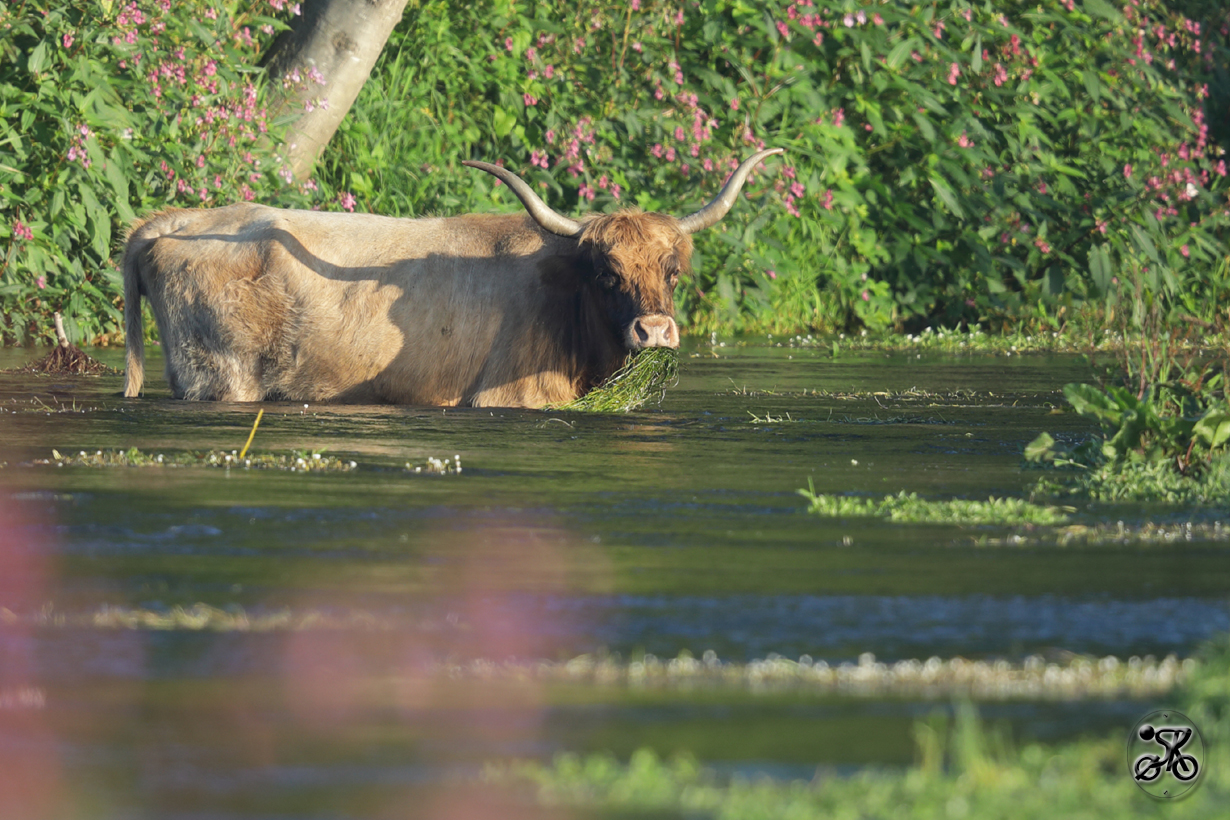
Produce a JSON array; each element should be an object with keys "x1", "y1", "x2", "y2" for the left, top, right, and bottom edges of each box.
[
  {"x1": 597, "y1": 272, "x2": 618, "y2": 290},
  {"x1": 668, "y1": 271, "x2": 679, "y2": 288}
]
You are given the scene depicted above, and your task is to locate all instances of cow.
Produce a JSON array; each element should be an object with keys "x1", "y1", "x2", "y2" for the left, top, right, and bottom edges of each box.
[{"x1": 122, "y1": 148, "x2": 782, "y2": 408}]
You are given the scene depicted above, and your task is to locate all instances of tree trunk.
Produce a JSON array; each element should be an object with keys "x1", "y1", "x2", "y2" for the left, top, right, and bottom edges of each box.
[{"x1": 263, "y1": 0, "x2": 409, "y2": 180}]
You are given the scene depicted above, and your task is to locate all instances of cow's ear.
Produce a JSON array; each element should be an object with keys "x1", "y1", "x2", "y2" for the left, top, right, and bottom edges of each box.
[{"x1": 538, "y1": 247, "x2": 593, "y2": 291}]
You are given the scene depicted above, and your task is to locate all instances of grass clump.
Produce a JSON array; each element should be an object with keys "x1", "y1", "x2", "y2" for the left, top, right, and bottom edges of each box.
[
  {"x1": 557, "y1": 348, "x2": 678, "y2": 413},
  {"x1": 799, "y1": 482, "x2": 1071, "y2": 526}
]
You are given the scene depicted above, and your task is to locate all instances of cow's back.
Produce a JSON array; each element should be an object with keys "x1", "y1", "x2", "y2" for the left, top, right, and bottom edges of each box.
[{"x1": 127, "y1": 203, "x2": 582, "y2": 405}]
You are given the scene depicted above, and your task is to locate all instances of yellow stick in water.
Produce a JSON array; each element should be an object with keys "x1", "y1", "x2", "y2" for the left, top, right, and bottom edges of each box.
[{"x1": 238, "y1": 409, "x2": 264, "y2": 460}]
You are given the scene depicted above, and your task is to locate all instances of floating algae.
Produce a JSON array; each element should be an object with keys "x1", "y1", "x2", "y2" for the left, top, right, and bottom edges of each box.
[
  {"x1": 557, "y1": 347, "x2": 679, "y2": 412},
  {"x1": 32, "y1": 447, "x2": 359, "y2": 472}
]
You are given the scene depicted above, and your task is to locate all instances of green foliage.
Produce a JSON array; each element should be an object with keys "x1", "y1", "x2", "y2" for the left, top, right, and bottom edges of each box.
[
  {"x1": 798, "y1": 480, "x2": 1071, "y2": 525},
  {"x1": 555, "y1": 348, "x2": 678, "y2": 412},
  {"x1": 1026, "y1": 355, "x2": 1230, "y2": 502},
  {"x1": 5, "y1": 1, "x2": 1230, "y2": 343},
  {"x1": 322, "y1": 0, "x2": 1230, "y2": 335},
  {"x1": 0, "y1": 0, "x2": 320, "y2": 344}
]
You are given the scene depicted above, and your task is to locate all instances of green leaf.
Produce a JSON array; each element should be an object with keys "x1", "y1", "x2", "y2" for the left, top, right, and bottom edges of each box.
[
  {"x1": 928, "y1": 176, "x2": 964, "y2": 218},
  {"x1": 105, "y1": 160, "x2": 136, "y2": 224},
  {"x1": 27, "y1": 42, "x2": 50, "y2": 74},
  {"x1": 1089, "y1": 244, "x2": 1111, "y2": 294},
  {"x1": 1129, "y1": 224, "x2": 1161, "y2": 267},
  {"x1": 1194, "y1": 412, "x2": 1230, "y2": 450},
  {"x1": 911, "y1": 113, "x2": 935, "y2": 143},
  {"x1": 1024, "y1": 432, "x2": 1056, "y2": 462},
  {"x1": 493, "y1": 106, "x2": 516, "y2": 137},
  {"x1": 885, "y1": 38, "x2": 917, "y2": 71},
  {"x1": 1084, "y1": 0, "x2": 1123, "y2": 22},
  {"x1": 1063, "y1": 383, "x2": 1123, "y2": 427}
]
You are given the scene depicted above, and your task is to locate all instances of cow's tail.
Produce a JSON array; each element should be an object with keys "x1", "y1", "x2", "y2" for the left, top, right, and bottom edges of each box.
[{"x1": 122, "y1": 217, "x2": 151, "y2": 398}]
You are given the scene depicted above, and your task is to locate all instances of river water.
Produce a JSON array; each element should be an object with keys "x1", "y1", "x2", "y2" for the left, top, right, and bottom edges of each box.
[{"x1": 1, "y1": 341, "x2": 1226, "y2": 816}]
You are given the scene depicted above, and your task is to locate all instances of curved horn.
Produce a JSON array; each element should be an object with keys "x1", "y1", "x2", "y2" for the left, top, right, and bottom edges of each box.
[
  {"x1": 463, "y1": 160, "x2": 584, "y2": 238},
  {"x1": 677, "y1": 148, "x2": 785, "y2": 235}
]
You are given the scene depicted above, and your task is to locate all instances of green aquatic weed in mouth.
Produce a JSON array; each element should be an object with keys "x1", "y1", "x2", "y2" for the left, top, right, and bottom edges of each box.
[{"x1": 556, "y1": 348, "x2": 679, "y2": 412}]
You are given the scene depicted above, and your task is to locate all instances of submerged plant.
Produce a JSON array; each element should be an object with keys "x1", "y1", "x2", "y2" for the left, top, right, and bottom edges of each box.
[
  {"x1": 556, "y1": 348, "x2": 678, "y2": 412},
  {"x1": 799, "y1": 481, "x2": 1072, "y2": 526},
  {"x1": 34, "y1": 447, "x2": 358, "y2": 472}
]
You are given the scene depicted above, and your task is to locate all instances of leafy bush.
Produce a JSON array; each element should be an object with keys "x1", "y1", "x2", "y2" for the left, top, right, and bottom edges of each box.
[
  {"x1": 4, "y1": 1, "x2": 1230, "y2": 344},
  {"x1": 322, "y1": 0, "x2": 1230, "y2": 334},
  {"x1": 0, "y1": 0, "x2": 318, "y2": 344}
]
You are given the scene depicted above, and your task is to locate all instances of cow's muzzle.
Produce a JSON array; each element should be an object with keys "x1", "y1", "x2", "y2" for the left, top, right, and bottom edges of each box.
[{"x1": 626, "y1": 314, "x2": 679, "y2": 350}]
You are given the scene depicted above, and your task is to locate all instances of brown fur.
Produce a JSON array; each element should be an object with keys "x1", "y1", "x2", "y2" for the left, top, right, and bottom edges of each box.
[{"x1": 122, "y1": 203, "x2": 690, "y2": 407}]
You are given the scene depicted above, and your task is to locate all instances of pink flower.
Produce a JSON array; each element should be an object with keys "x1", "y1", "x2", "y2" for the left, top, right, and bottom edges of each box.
[
  {"x1": 339, "y1": 191, "x2": 356, "y2": 212},
  {"x1": 821, "y1": 189, "x2": 834, "y2": 210},
  {"x1": 1034, "y1": 238, "x2": 1051, "y2": 254},
  {"x1": 62, "y1": 33, "x2": 74, "y2": 48},
  {"x1": 790, "y1": 181, "x2": 805, "y2": 198},
  {"x1": 702, "y1": 158, "x2": 714, "y2": 172},
  {"x1": 1216, "y1": 160, "x2": 1226, "y2": 177},
  {"x1": 873, "y1": 13, "x2": 883, "y2": 25},
  {"x1": 665, "y1": 146, "x2": 676, "y2": 162},
  {"x1": 504, "y1": 37, "x2": 514, "y2": 52},
  {"x1": 12, "y1": 219, "x2": 34, "y2": 241},
  {"x1": 523, "y1": 93, "x2": 538, "y2": 106},
  {"x1": 1096, "y1": 221, "x2": 1108, "y2": 234},
  {"x1": 632, "y1": 0, "x2": 640, "y2": 8},
  {"x1": 957, "y1": 132, "x2": 973, "y2": 148},
  {"x1": 729, "y1": 98, "x2": 739, "y2": 111},
  {"x1": 37, "y1": 276, "x2": 46, "y2": 289},
  {"x1": 843, "y1": 14, "x2": 854, "y2": 27},
  {"x1": 530, "y1": 150, "x2": 548, "y2": 168},
  {"x1": 651, "y1": 143, "x2": 664, "y2": 159},
  {"x1": 993, "y1": 63, "x2": 1008, "y2": 86},
  {"x1": 861, "y1": 289, "x2": 870, "y2": 301},
  {"x1": 578, "y1": 183, "x2": 596, "y2": 201},
  {"x1": 1123, "y1": 164, "x2": 1132, "y2": 179},
  {"x1": 948, "y1": 63, "x2": 960, "y2": 85},
  {"x1": 767, "y1": 270, "x2": 777, "y2": 280},
  {"x1": 545, "y1": 130, "x2": 555, "y2": 144},
  {"x1": 776, "y1": 21, "x2": 790, "y2": 38},
  {"x1": 833, "y1": 108, "x2": 844, "y2": 127},
  {"x1": 611, "y1": 183, "x2": 621, "y2": 200},
  {"x1": 545, "y1": 64, "x2": 554, "y2": 79},
  {"x1": 1180, "y1": 244, "x2": 1190, "y2": 257}
]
